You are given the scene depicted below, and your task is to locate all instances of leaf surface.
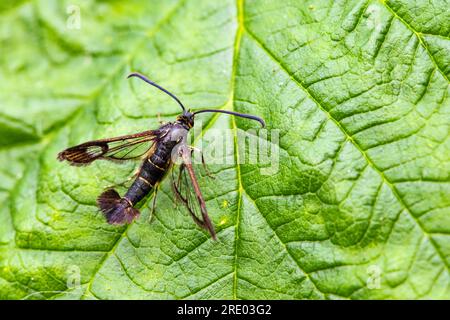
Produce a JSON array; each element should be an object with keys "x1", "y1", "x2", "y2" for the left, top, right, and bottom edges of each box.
[{"x1": 0, "y1": 0, "x2": 449, "y2": 299}]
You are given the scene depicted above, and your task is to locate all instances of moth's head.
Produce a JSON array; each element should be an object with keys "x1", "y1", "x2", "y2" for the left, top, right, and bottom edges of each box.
[{"x1": 176, "y1": 110, "x2": 195, "y2": 129}]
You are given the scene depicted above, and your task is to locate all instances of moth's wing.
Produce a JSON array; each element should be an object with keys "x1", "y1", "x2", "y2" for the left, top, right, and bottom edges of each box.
[
  {"x1": 57, "y1": 129, "x2": 158, "y2": 166},
  {"x1": 172, "y1": 146, "x2": 216, "y2": 240}
]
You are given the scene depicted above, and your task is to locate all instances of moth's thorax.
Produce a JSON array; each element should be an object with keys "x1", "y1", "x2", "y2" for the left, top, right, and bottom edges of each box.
[
  {"x1": 170, "y1": 122, "x2": 189, "y2": 143},
  {"x1": 158, "y1": 122, "x2": 189, "y2": 145}
]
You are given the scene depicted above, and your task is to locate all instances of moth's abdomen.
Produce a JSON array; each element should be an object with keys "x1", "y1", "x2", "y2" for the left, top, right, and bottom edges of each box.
[
  {"x1": 124, "y1": 173, "x2": 156, "y2": 206},
  {"x1": 97, "y1": 137, "x2": 177, "y2": 224},
  {"x1": 123, "y1": 142, "x2": 173, "y2": 206}
]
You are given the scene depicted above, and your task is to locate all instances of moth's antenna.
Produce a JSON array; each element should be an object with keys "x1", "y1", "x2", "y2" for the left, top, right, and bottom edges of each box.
[
  {"x1": 194, "y1": 109, "x2": 265, "y2": 127},
  {"x1": 127, "y1": 72, "x2": 186, "y2": 111}
]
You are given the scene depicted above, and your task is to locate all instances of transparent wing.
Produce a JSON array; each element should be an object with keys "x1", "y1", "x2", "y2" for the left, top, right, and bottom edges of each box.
[
  {"x1": 57, "y1": 129, "x2": 158, "y2": 166},
  {"x1": 171, "y1": 146, "x2": 216, "y2": 239}
]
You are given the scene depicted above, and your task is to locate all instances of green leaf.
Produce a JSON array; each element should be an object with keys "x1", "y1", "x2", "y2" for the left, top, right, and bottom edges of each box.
[{"x1": 0, "y1": 0, "x2": 449, "y2": 299}]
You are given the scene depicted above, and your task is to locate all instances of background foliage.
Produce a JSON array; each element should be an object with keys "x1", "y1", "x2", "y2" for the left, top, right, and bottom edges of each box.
[{"x1": 0, "y1": 0, "x2": 449, "y2": 299}]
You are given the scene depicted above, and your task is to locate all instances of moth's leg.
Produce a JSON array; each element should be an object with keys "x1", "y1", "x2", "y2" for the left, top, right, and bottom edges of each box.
[
  {"x1": 171, "y1": 180, "x2": 181, "y2": 208},
  {"x1": 171, "y1": 165, "x2": 184, "y2": 207},
  {"x1": 148, "y1": 183, "x2": 159, "y2": 223},
  {"x1": 157, "y1": 113, "x2": 166, "y2": 125},
  {"x1": 188, "y1": 145, "x2": 202, "y2": 155},
  {"x1": 188, "y1": 146, "x2": 214, "y2": 178},
  {"x1": 171, "y1": 173, "x2": 204, "y2": 229},
  {"x1": 170, "y1": 167, "x2": 178, "y2": 208},
  {"x1": 177, "y1": 164, "x2": 185, "y2": 188}
]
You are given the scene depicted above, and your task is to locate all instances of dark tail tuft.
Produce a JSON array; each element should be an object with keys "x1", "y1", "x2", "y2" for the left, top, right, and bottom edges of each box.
[
  {"x1": 97, "y1": 189, "x2": 140, "y2": 225},
  {"x1": 97, "y1": 189, "x2": 121, "y2": 212}
]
